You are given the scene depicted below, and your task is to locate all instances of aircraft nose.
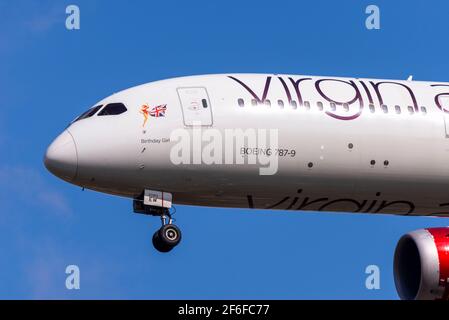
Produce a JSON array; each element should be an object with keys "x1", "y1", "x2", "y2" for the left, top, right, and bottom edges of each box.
[{"x1": 44, "y1": 130, "x2": 78, "y2": 181}]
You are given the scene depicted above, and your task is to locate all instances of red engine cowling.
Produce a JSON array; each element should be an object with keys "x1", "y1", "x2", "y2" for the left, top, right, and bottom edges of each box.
[{"x1": 394, "y1": 228, "x2": 449, "y2": 300}]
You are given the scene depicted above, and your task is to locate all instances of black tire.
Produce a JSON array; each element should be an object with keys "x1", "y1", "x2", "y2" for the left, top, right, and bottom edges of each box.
[
  {"x1": 158, "y1": 224, "x2": 182, "y2": 247},
  {"x1": 152, "y1": 230, "x2": 173, "y2": 253}
]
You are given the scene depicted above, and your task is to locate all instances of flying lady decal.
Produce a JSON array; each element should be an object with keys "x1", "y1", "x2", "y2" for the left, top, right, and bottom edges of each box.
[{"x1": 140, "y1": 104, "x2": 167, "y2": 127}]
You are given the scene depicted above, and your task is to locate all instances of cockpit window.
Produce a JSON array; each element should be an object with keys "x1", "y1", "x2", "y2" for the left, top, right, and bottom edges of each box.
[
  {"x1": 73, "y1": 105, "x2": 103, "y2": 123},
  {"x1": 97, "y1": 103, "x2": 127, "y2": 116}
]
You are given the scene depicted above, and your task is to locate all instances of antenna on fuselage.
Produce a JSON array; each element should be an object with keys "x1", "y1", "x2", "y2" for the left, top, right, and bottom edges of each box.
[{"x1": 407, "y1": 75, "x2": 413, "y2": 81}]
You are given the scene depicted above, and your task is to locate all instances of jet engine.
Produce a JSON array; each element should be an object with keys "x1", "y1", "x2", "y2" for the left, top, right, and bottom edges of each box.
[{"x1": 394, "y1": 228, "x2": 449, "y2": 300}]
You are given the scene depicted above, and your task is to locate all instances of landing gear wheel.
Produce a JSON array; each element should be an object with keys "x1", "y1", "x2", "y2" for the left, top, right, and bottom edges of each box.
[
  {"x1": 152, "y1": 224, "x2": 182, "y2": 253},
  {"x1": 152, "y1": 230, "x2": 172, "y2": 253},
  {"x1": 160, "y1": 224, "x2": 182, "y2": 246}
]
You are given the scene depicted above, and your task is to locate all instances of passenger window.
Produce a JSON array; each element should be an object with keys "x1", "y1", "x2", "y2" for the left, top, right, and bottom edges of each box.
[
  {"x1": 98, "y1": 103, "x2": 128, "y2": 116},
  {"x1": 251, "y1": 99, "x2": 257, "y2": 106},
  {"x1": 290, "y1": 100, "x2": 297, "y2": 109},
  {"x1": 395, "y1": 105, "x2": 401, "y2": 114},
  {"x1": 369, "y1": 104, "x2": 375, "y2": 113},
  {"x1": 238, "y1": 98, "x2": 244, "y2": 107},
  {"x1": 73, "y1": 105, "x2": 103, "y2": 123},
  {"x1": 343, "y1": 103, "x2": 349, "y2": 112},
  {"x1": 408, "y1": 106, "x2": 414, "y2": 114},
  {"x1": 304, "y1": 101, "x2": 310, "y2": 110},
  {"x1": 330, "y1": 102, "x2": 336, "y2": 111},
  {"x1": 381, "y1": 104, "x2": 388, "y2": 113},
  {"x1": 278, "y1": 100, "x2": 284, "y2": 108},
  {"x1": 264, "y1": 100, "x2": 271, "y2": 107},
  {"x1": 420, "y1": 106, "x2": 427, "y2": 114},
  {"x1": 317, "y1": 102, "x2": 323, "y2": 111}
]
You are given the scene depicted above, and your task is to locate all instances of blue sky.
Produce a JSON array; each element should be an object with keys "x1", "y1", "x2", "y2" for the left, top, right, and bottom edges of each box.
[{"x1": 1, "y1": 0, "x2": 449, "y2": 299}]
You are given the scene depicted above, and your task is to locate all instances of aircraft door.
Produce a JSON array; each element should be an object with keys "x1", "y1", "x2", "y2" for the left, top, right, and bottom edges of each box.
[
  {"x1": 177, "y1": 87, "x2": 213, "y2": 126},
  {"x1": 437, "y1": 95, "x2": 449, "y2": 137}
]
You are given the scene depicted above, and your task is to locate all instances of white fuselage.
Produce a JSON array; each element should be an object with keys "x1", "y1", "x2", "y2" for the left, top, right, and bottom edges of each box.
[{"x1": 45, "y1": 74, "x2": 449, "y2": 216}]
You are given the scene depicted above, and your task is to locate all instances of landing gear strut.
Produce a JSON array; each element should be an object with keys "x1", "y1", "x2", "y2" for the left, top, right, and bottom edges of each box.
[{"x1": 151, "y1": 209, "x2": 182, "y2": 253}]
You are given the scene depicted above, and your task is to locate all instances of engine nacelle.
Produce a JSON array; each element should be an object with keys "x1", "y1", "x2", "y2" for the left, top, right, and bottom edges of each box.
[{"x1": 394, "y1": 228, "x2": 449, "y2": 300}]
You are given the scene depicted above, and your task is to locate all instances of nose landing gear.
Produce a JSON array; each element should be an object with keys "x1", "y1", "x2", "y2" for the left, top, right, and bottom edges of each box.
[
  {"x1": 133, "y1": 190, "x2": 181, "y2": 253},
  {"x1": 152, "y1": 210, "x2": 182, "y2": 253}
]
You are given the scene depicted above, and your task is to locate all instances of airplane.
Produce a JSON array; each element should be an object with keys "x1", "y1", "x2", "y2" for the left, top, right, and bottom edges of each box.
[{"x1": 44, "y1": 73, "x2": 449, "y2": 300}]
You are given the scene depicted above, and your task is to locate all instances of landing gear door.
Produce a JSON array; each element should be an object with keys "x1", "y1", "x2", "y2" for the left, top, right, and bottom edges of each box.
[{"x1": 177, "y1": 87, "x2": 213, "y2": 126}]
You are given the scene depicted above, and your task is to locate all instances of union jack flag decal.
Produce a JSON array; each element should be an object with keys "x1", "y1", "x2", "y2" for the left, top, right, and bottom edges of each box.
[{"x1": 149, "y1": 104, "x2": 167, "y2": 117}]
